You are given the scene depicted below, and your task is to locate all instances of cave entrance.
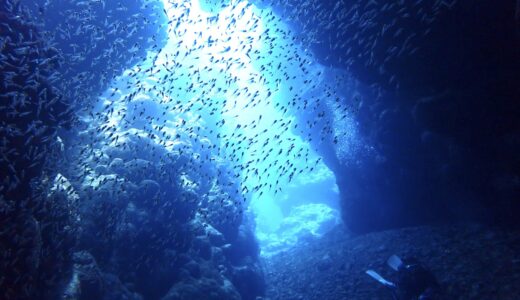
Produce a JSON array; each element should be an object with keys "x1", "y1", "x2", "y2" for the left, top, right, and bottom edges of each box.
[
  {"x1": 248, "y1": 146, "x2": 341, "y2": 256},
  {"x1": 156, "y1": 0, "x2": 342, "y2": 256}
]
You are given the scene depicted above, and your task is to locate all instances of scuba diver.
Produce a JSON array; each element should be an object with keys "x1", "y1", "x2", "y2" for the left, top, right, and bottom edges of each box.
[{"x1": 366, "y1": 255, "x2": 442, "y2": 300}]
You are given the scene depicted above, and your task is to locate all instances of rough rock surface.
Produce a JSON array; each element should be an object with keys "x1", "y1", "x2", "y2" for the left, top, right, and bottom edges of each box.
[
  {"x1": 264, "y1": 224, "x2": 520, "y2": 299},
  {"x1": 69, "y1": 118, "x2": 264, "y2": 300},
  {"x1": 0, "y1": 2, "x2": 75, "y2": 298},
  {"x1": 270, "y1": 0, "x2": 520, "y2": 232},
  {"x1": 0, "y1": 1, "x2": 266, "y2": 299}
]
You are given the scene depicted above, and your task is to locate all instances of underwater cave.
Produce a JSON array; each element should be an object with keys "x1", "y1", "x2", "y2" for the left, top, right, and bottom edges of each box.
[{"x1": 1, "y1": 0, "x2": 519, "y2": 299}]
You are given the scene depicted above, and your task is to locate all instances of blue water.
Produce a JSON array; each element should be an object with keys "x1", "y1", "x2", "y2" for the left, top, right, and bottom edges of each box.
[
  {"x1": 89, "y1": 0, "x2": 353, "y2": 255},
  {"x1": 2, "y1": 0, "x2": 518, "y2": 299}
]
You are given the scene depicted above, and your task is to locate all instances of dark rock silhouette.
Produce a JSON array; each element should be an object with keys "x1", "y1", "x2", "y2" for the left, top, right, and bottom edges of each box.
[{"x1": 269, "y1": 0, "x2": 520, "y2": 232}]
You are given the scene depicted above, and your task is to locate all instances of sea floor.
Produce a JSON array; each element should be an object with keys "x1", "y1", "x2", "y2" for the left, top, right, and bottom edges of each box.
[{"x1": 262, "y1": 223, "x2": 520, "y2": 300}]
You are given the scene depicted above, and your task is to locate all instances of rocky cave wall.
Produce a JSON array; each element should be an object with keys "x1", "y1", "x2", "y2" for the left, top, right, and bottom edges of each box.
[
  {"x1": 0, "y1": 2, "x2": 76, "y2": 298},
  {"x1": 0, "y1": 1, "x2": 265, "y2": 299},
  {"x1": 266, "y1": 0, "x2": 520, "y2": 232}
]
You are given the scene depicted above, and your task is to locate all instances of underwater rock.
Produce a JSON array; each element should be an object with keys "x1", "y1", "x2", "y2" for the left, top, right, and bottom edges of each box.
[
  {"x1": 334, "y1": 80, "x2": 519, "y2": 232},
  {"x1": 258, "y1": 203, "x2": 340, "y2": 256},
  {"x1": 280, "y1": 204, "x2": 340, "y2": 237},
  {"x1": 0, "y1": 211, "x2": 42, "y2": 299},
  {"x1": 188, "y1": 215, "x2": 265, "y2": 300},
  {"x1": 1, "y1": 1, "x2": 269, "y2": 300},
  {"x1": 0, "y1": 3, "x2": 76, "y2": 296},
  {"x1": 94, "y1": 165, "x2": 109, "y2": 175},
  {"x1": 108, "y1": 158, "x2": 126, "y2": 175},
  {"x1": 205, "y1": 224, "x2": 226, "y2": 247},
  {"x1": 137, "y1": 179, "x2": 161, "y2": 200},
  {"x1": 263, "y1": 0, "x2": 520, "y2": 233},
  {"x1": 72, "y1": 110, "x2": 265, "y2": 299},
  {"x1": 230, "y1": 263, "x2": 266, "y2": 300},
  {"x1": 211, "y1": 246, "x2": 226, "y2": 266},
  {"x1": 64, "y1": 251, "x2": 104, "y2": 300},
  {"x1": 316, "y1": 254, "x2": 333, "y2": 272},
  {"x1": 123, "y1": 158, "x2": 156, "y2": 183},
  {"x1": 201, "y1": 183, "x2": 244, "y2": 242},
  {"x1": 0, "y1": 173, "x2": 80, "y2": 300},
  {"x1": 30, "y1": 185, "x2": 79, "y2": 299},
  {"x1": 183, "y1": 260, "x2": 202, "y2": 279},
  {"x1": 225, "y1": 224, "x2": 260, "y2": 265},
  {"x1": 265, "y1": 224, "x2": 520, "y2": 299},
  {"x1": 101, "y1": 273, "x2": 144, "y2": 300},
  {"x1": 193, "y1": 236, "x2": 213, "y2": 261},
  {"x1": 161, "y1": 276, "x2": 241, "y2": 300}
]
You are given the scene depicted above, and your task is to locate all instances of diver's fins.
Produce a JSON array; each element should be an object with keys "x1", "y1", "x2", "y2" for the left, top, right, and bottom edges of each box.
[
  {"x1": 387, "y1": 255, "x2": 403, "y2": 271},
  {"x1": 365, "y1": 270, "x2": 396, "y2": 288}
]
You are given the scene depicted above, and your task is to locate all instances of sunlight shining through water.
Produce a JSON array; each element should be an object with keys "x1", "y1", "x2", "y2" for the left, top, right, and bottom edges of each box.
[{"x1": 97, "y1": 0, "x2": 342, "y2": 255}]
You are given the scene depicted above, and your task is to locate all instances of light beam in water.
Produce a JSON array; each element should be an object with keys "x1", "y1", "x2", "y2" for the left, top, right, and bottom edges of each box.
[{"x1": 100, "y1": 0, "x2": 342, "y2": 254}]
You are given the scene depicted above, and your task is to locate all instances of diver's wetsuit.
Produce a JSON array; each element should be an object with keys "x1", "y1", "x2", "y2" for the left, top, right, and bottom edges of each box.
[{"x1": 393, "y1": 259, "x2": 440, "y2": 300}]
